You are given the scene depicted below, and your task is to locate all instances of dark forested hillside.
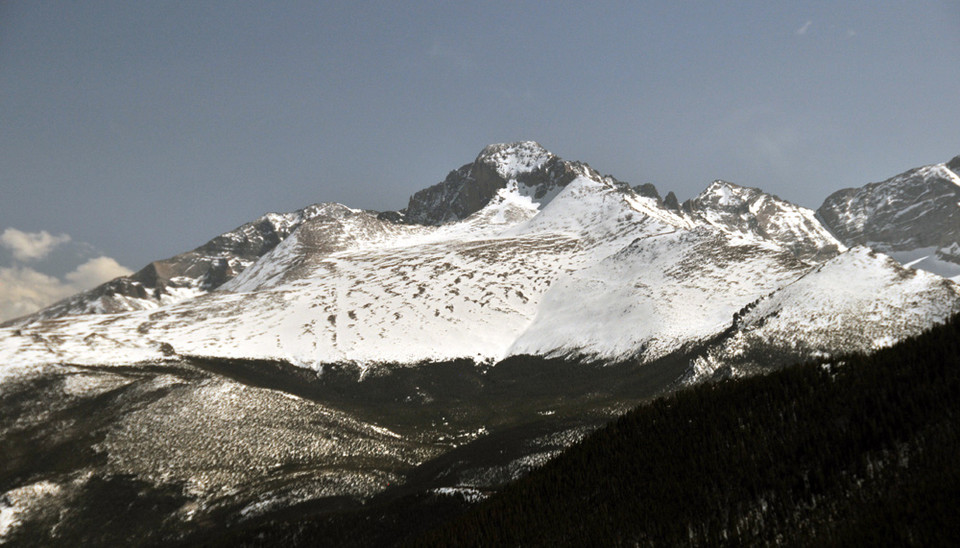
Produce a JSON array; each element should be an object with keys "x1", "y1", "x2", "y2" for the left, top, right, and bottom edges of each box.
[{"x1": 414, "y1": 313, "x2": 960, "y2": 546}]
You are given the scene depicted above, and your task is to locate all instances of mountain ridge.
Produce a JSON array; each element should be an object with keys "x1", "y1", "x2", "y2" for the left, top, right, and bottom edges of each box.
[
  {"x1": 816, "y1": 156, "x2": 960, "y2": 281},
  {"x1": 7, "y1": 143, "x2": 956, "y2": 329},
  {"x1": 1, "y1": 144, "x2": 957, "y2": 377}
]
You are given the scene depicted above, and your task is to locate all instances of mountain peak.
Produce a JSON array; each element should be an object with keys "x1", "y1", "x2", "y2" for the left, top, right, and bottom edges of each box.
[
  {"x1": 403, "y1": 141, "x2": 590, "y2": 225},
  {"x1": 817, "y1": 156, "x2": 960, "y2": 254},
  {"x1": 697, "y1": 180, "x2": 758, "y2": 207},
  {"x1": 476, "y1": 141, "x2": 554, "y2": 179},
  {"x1": 687, "y1": 180, "x2": 843, "y2": 262}
]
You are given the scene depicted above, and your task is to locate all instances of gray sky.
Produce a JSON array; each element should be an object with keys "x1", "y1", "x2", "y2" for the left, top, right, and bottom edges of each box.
[{"x1": 2, "y1": 2, "x2": 959, "y2": 319}]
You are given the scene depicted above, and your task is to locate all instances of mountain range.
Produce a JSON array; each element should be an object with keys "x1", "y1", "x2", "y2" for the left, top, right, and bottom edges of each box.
[
  {"x1": 3, "y1": 142, "x2": 958, "y2": 371},
  {"x1": 1, "y1": 142, "x2": 959, "y2": 544}
]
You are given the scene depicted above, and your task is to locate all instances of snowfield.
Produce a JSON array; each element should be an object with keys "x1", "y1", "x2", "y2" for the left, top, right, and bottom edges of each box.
[{"x1": 688, "y1": 247, "x2": 960, "y2": 381}]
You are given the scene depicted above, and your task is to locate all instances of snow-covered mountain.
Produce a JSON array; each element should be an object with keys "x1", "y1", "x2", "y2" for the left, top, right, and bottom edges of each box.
[
  {"x1": 1, "y1": 143, "x2": 956, "y2": 376},
  {"x1": 689, "y1": 247, "x2": 960, "y2": 381},
  {"x1": 3, "y1": 142, "x2": 960, "y2": 544},
  {"x1": 817, "y1": 155, "x2": 960, "y2": 282},
  {"x1": 0, "y1": 203, "x2": 346, "y2": 327},
  {"x1": 0, "y1": 141, "x2": 604, "y2": 329},
  {"x1": 683, "y1": 180, "x2": 845, "y2": 262}
]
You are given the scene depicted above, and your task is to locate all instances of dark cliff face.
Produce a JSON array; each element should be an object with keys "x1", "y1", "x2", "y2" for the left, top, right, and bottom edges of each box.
[
  {"x1": 403, "y1": 162, "x2": 506, "y2": 225},
  {"x1": 633, "y1": 183, "x2": 662, "y2": 202},
  {"x1": 131, "y1": 212, "x2": 297, "y2": 288},
  {"x1": 402, "y1": 142, "x2": 598, "y2": 225},
  {"x1": 816, "y1": 160, "x2": 960, "y2": 252},
  {"x1": 947, "y1": 154, "x2": 960, "y2": 174}
]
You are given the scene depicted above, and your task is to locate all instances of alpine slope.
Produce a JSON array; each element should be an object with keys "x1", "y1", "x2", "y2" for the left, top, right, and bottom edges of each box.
[{"x1": 1, "y1": 142, "x2": 959, "y2": 379}]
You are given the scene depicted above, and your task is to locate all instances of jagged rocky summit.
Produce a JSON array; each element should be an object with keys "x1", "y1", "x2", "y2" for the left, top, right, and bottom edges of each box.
[{"x1": 403, "y1": 141, "x2": 600, "y2": 224}]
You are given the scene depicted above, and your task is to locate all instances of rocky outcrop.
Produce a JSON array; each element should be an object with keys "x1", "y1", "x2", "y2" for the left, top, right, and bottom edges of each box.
[
  {"x1": 663, "y1": 191, "x2": 681, "y2": 211},
  {"x1": 683, "y1": 181, "x2": 844, "y2": 262},
  {"x1": 633, "y1": 183, "x2": 661, "y2": 202},
  {"x1": 817, "y1": 158, "x2": 960, "y2": 253}
]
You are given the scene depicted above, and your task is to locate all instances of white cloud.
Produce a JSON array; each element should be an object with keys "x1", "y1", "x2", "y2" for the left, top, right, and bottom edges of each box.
[
  {"x1": 795, "y1": 20, "x2": 812, "y2": 36},
  {"x1": 0, "y1": 228, "x2": 71, "y2": 262},
  {"x1": 65, "y1": 256, "x2": 133, "y2": 290},
  {"x1": 0, "y1": 266, "x2": 74, "y2": 321},
  {"x1": 0, "y1": 256, "x2": 132, "y2": 322}
]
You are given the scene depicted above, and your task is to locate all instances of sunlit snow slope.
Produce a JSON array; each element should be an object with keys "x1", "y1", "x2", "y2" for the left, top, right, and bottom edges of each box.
[
  {"x1": 1, "y1": 143, "x2": 958, "y2": 378},
  {"x1": 689, "y1": 247, "x2": 960, "y2": 380}
]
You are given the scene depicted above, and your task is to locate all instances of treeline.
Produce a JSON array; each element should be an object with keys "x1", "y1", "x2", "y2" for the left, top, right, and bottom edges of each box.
[{"x1": 412, "y1": 312, "x2": 960, "y2": 546}]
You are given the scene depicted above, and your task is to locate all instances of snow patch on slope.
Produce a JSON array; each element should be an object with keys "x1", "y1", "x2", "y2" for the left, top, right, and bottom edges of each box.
[
  {"x1": 510, "y1": 228, "x2": 807, "y2": 361},
  {"x1": 689, "y1": 247, "x2": 960, "y2": 380}
]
